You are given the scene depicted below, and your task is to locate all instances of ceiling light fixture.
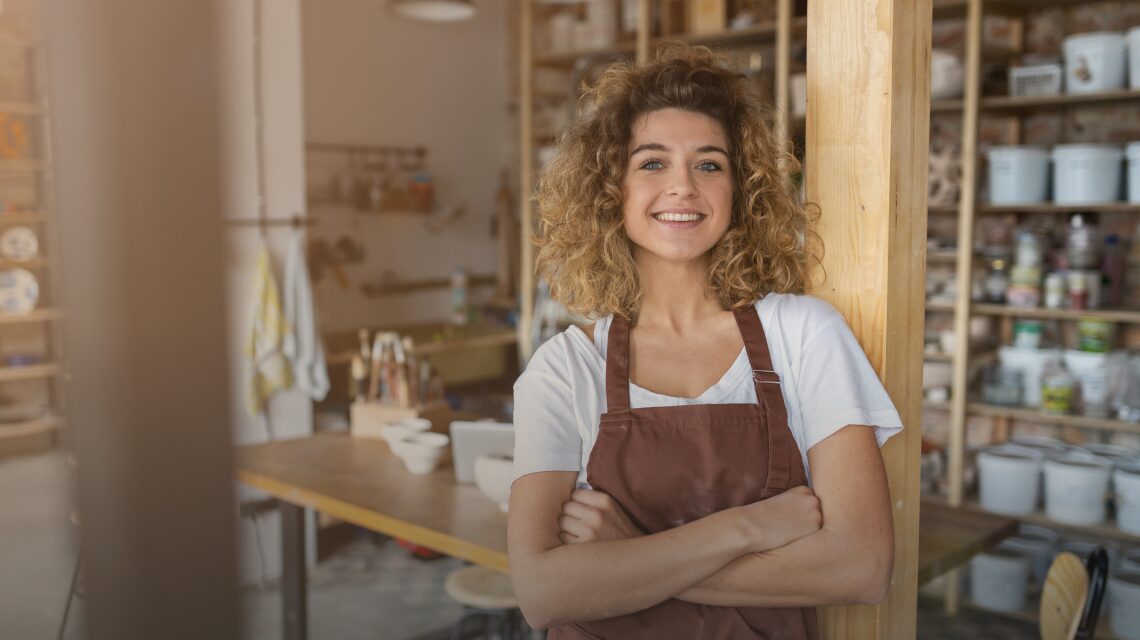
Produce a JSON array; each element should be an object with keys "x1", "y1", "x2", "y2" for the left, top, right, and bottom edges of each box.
[{"x1": 388, "y1": 0, "x2": 477, "y2": 23}]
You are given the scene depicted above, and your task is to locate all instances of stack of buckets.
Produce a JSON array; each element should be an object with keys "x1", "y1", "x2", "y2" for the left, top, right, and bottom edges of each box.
[
  {"x1": 973, "y1": 437, "x2": 1140, "y2": 637},
  {"x1": 987, "y1": 28, "x2": 1140, "y2": 207}
]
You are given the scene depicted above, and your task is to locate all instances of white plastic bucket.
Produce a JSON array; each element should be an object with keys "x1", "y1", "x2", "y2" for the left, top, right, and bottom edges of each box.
[
  {"x1": 1052, "y1": 144, "x2": 1124, "y2": 204},
  {"x1": 978, "y1": 445, "x2": 1044, "y2": 515},
  {"x1": 1127, "y1": 141, "x2": 1140, "y2": 204},
  {"x1": 1117, "y1": 466, "x2": 1140, "y2": 534},
  {"x1": 1063, "y1": 32, "x2": 1128, "y2": 94},
  {"x1": 1128, "y1": 27, "x2": 1140, "y2": 90},
  {"x1": 1044, "y1": 454, "x2": 1113, "y2": 525},
  {"x1": 971, "y1": 546, "x2": 1031, "y2": 612},
  {"x1": 988, "y1": 146, "x2": 1050, "y2": 204},
  {"x1": 1110, "y1": 571, "x2": 1140, "y2": 639},
  {"x1": 1002, "y1": 533, "x2": 1056, "y2": 589}
]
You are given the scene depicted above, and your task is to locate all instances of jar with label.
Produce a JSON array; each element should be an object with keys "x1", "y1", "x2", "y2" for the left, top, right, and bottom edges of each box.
[
  {"x1": 1068, "y1": 270, "x2": 1089, "y2": 310},
  {"x1": 1016, "y1": 231, "x2": 1043, "y2": 268},
  {"x1": 1041, "y1": 359, "x2": 1076, "y2": 414},
  {"x1": 1078, "y1": 366, "x2": 1111, "y2": 418},
  {"x1": 1007, "y1": 265, "x2": 1041, "y2": 308},
  {"x1": 1077, "y1": 319, "x2": 1114, "y2": 352},
  {"x1": 984, "y1": 259, "x2": 1009, "y2": 303},
  {"x1": 1044, "y1": 272, "x2": 1066, "y2": 309},
  {"x1": 982, "y1": 364, "x2": 1024, "y2": 407},
  {"x1": 1066, "y1": 212, "x2": 1100, "y2": 270},
  {"x1": 1012, "y1": 320, "x2": 1044, "y2": 349}
]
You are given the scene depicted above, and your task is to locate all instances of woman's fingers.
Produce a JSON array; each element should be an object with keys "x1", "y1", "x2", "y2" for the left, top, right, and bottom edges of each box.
[{"x1": 561, "y1": 499, "x2": 601, "y2": 524}]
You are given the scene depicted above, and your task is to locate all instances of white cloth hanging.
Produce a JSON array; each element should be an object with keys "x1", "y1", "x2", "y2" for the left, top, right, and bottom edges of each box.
[
  {"x1": 282, "y1": 232, "x2": 330, "y2": 401},
  {"x1": 245, "y1": 244, "x2": 293, "y2": 416}
]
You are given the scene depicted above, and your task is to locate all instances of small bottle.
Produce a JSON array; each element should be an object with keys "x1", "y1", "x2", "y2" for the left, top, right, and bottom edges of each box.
[
  {"x1": 1066, "y1": 212, "x2": 1100, "y2": 270},
  {"x1": 1068, "y1": 271, "x2": 1089, "y2": 310},
  {"x1": 451, "y1": 267, "x2": 469, "y2": 326},
  {"x1": 984, "y1": 259, "x2": 1009, "y2": 303},
  {"x1": 1041, "y1": 358, "x2": 1076, "y2": 415},
  {"x1": 1102, "y1": 233, "x2": 1125, "y2": 307},
  {"x1": 1043, "y1": 272, "x2": 1066, "y2": 309}
]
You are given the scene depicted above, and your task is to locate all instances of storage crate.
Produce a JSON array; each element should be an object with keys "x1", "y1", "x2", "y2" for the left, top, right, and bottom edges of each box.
[{"x1": 1009, "y1": 64, "x2": 1062, "y2": 97}]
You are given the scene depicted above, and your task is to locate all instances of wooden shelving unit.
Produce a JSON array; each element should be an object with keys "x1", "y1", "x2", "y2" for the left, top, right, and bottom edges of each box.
[{"x1": 0, "y1": 26, "x2": 65, "y2": 459}]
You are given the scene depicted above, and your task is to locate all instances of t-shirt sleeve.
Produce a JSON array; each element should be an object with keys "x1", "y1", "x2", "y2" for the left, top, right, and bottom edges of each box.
[
  {"x1": 511, "y1": 337, "x2": 583, "y2": 484},
  {"x1": 795, "y1": 309, "x2": 904, "y2": 451}
]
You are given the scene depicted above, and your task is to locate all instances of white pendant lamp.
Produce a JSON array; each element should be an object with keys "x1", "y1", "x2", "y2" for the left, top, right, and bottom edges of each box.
[{"x1": 388, "y1": 0, "x2": 477, "y2": 22}]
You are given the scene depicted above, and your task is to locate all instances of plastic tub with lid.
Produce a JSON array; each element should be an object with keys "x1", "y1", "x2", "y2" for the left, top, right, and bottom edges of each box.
[
  {"x1": 1063, "y1": 31, "x2": 1127, "y2": 94},
  {"x1": 988, "y1": 146, "x2": 1049, "y2": 204},
  {"x1": 1052, "y1": 144, "x2": 1124, "y2": 204}
]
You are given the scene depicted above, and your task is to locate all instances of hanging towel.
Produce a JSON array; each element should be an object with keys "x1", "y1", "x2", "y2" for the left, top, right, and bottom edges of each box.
[
  {"x1": 282, "y1": 233, "x2": 330, "y2": 401},
  {"x1": 244, "y1": 245, "x2": 293, "y2": 416}
]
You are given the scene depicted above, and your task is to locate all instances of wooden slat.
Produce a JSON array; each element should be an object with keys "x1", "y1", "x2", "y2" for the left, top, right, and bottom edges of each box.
[
  {"x1": 0, "y1": 416, "x2": 57, "y2": 458},
  {"x1": 805, "y1": 0, "x2": 930, "y2": 635},
  {"x1": 917, "y1": 501, "x2": 1018, "y2": 586},
  {"x1": 0, "y1": 257, "x2": 48, "y2": 269},
  {"x1": 0, "y1": 362, "x2": 59, "y2": 382},
  {"x1": 971, "y1": 303, "x2": 1140, "y2": 324},
  {"x1": 235, "y1": 433, "x2": 509, "y2": 573},
  {"x1": 0, "y1": 213, "x2": 49, "y2": 225},
  {"x1": 980, "y1": 203, "x2": 1140, "y2": 215},
  {"x1": 0, "y1": 308, "x2": 63, "y2": 324},
  {"x1": 983, "y1": 88, "x2": 1140, "y2": 111},
  {"x1": 968, "y1": 402, "x2": 1140, "y2": 435}
]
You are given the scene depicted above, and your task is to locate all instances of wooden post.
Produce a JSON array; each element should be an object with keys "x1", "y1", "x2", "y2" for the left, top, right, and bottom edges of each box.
[
  {"x1": 518, "y1": 0, "x2": 536, "y2": 362},
  {"x1": 945, "y1": 0, "x2": 983, "y2": 617},
  {"x1": 774, "y1": 0, "x2": 792, "y2": 144},
  {"x1": 805, "y1": 0, "x2": 931, "y2": 637}
]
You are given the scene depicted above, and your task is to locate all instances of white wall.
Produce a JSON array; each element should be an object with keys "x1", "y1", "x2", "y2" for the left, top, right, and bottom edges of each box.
[
  {"x1": 301, "y1": 0, "x2": 510, "y2": 332},
  {"x1": 215, "y1": 0, "x2": 315, "y2": 586}
]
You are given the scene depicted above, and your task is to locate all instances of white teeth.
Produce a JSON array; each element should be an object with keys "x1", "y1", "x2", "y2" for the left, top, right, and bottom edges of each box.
[{"x1": 654, "y1": 212, "x2": 704, "y2": 222}]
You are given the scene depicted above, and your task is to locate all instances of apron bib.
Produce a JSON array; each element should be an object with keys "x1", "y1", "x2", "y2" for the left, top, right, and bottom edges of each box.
[{"x1": 549, "y1": 307, "x2": 819, "y2": 640}]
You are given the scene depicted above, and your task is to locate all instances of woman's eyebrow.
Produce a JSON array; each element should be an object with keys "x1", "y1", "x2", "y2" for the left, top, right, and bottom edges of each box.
[{"x1": 629, "y1": 143, "x2": 729, "y2": 157}]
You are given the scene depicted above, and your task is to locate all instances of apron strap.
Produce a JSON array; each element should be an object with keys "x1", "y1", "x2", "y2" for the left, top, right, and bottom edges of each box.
[
  {"x1": 732, "y1": 306, "x2": 797, "y2": 498},
  {"x1": 605, "y1": 315, "x2": 632, "y2": 413}
]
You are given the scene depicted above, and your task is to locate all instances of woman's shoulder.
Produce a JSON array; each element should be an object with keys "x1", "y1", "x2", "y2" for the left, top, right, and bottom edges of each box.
[
  {"x1": 518, "y1": 321, "x2": 606, "y2": 384},
  {"x1": 755, "y1": 293, "x2": 844, "y2": 326}
]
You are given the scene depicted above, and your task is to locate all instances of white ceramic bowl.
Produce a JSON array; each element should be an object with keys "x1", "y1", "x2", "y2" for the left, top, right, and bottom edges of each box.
[
  {"x1": 474, "y1": 454, "x2": 514, "y2": 512},
  {"x1": 393, "y1": 432, "x2": 450, "y2": 475},
  {"x1": 395, "y1": 417, "x2": 433, "y2": 432},
  {"x1": 379, "y1": 418, "x2": 432, "y2": 449}
]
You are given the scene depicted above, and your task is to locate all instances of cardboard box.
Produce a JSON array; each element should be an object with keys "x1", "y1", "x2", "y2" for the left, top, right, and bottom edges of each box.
[
  {"x1": 688, "y1": 0, "x2": 726, "y2": 35},
  {"x1": 350, "y1": 401, "x2": 452, "y2": 440}
]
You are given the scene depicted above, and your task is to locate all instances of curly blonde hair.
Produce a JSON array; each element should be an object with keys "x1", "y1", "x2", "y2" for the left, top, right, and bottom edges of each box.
[{"x1": 534, "y1": 43, "x2": 819, "y2": 319}]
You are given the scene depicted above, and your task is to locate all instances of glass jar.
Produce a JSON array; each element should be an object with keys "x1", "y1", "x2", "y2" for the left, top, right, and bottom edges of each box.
[
  {"x1": 984, "y1": 259, "x2": 1010, "y2": 303},
  {"x1": 1066, "y1": 212, "x2": 1100, "y2": 270}
]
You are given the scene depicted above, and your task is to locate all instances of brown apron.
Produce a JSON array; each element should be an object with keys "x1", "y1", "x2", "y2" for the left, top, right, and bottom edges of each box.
[{"x1": 549, "y1": 307, "x2": 819, "y2": 640}]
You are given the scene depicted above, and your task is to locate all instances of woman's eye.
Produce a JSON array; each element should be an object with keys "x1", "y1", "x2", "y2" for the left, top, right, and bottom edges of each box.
[
  {"x1": 697, "y1": 160, "x2": 722, "y2": 172},
  {"x1": 640, "y1": 160, "x2": 664, "y2": 171}
]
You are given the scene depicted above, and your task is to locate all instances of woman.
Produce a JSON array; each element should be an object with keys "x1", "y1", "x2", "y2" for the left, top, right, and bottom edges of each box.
[{"x1": 508, "y1": 44, "x2": 902, "y2": 639}]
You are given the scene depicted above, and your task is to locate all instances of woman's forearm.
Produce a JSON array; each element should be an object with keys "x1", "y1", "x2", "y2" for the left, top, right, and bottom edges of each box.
[
  {"x1": 674, "y1": 525, "x2": 893, "y2": 608},
  {"x1": 511, "y1": 506, "x2": 754, "y2": 629}
]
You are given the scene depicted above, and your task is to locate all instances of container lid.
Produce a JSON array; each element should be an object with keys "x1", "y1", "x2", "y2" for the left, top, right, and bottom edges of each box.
[
  {"x1": 1063, "y1": 31, "x2": 1126, "y2": 47},
  {"x1": 987, "y1": 145, "x2": 1048, "y2": 156},
  {"x1": 980, "y1": 443, "x2": 1045, "y2": 461},
  {"x1": 1051, "y1": 143, "x2": 1124, "y2": 158},
  {"x1": 1046, "y1": 451, "x2": 1113, "y2": 469}
]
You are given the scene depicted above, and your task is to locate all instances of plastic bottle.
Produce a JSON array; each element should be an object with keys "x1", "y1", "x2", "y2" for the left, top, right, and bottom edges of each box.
[
  {"x1": 1066, "y1": 212, "x2": 1100, "y2": 270},
  {"x1": 1102, "y1": 233, "x2": 1125, "y2": 308},
  {"x1": 451, "y1": 267, "x2": 469, "y2": 326},
  {"x1": 1041, "y1": 358, "x2": 1076, "y2": 415}
]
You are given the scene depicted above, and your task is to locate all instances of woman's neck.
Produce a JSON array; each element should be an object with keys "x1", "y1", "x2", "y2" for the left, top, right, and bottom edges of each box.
[{"x1": 635, "y1": 252, "x2": 724, "y2": 336}]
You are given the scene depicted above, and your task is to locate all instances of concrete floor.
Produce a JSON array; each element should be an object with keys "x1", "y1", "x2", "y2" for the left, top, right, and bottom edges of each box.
[{"x1": 0, "y1": 451, "x2": 1039, "y2": 639}]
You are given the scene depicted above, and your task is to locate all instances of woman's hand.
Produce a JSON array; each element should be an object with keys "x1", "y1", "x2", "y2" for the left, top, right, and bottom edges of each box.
[
  {"x1": 737, "y1": 485, "x2": 822, "y2": 553},
  {"x1": 558, "y1": 489, "x2": 645, "y2": 544}
]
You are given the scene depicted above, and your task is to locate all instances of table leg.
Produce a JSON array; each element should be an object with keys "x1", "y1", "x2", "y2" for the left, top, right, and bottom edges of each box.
[{"x1": 281, "y1": 502, "x2": 308, "y2": 640}]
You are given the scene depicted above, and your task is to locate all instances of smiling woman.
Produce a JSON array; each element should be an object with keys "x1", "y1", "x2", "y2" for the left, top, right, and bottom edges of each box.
[{"x1": 509, "y1": 44, "x2": 902, "y2": 640}]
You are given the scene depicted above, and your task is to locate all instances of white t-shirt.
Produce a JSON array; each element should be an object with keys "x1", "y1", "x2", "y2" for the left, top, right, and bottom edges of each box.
[{"x1": 511, "y1": 293, "x2": 904, "y2": 487}]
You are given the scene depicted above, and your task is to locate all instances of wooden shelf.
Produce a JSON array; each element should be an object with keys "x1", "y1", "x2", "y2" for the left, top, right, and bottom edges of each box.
[
  {"x1": 326, "y1": 327, "x2": 517, "y2": 366},
  {"x1": 971, "y1": 303, "x2": 1140, "y2": 324},
  {"x1": 983, "y1": 88, "x2": 1140, "y2": 112},
  {"x1": 927, "y1": 249, "x2": 960, "y2": 263},
  {"x1": 969, "y1": 402, "x2": 1140, "y2": 435},
  {"x1": 0, "y1": 159, "x2": 45, "y2": 171},
  {"x1": 979, "y1": 203, "x2": 1140, "y2": 215},
  {"x1": 0, "y1": 256, "x2": 49, "y2": 269},
  {"x1": 0, "y1": 101, "x2": 41, "y2": 115},
  {"x1": 0, "y1": 362, "x2": 59, "y2": 382},
  {"x1": 925, "y1": 352, "x2": 954, "y2": 362},
  {"x1": 0, "y1": 308, "x2": 62, "y2": 324},
  {"x1": 0, "y1": 212, "x2": 49, "y2": 225},
  {"x1": 534, "y1": 43, "x2": 635, "y2": 69},
  {"x1": 926, "y1": 301, "x2": 956, "y2": 313},
  {"x1": 0, "y1": 415, "x2": 59, "y2": 439},
  {"x1": 657, "y1": 17, "x2": 808, "y2": 49},
  {"x1": 963, "y1": 498, "x2": 1140, "y2": 547}
]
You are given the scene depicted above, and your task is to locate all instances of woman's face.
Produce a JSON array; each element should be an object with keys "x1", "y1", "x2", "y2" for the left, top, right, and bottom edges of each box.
[{"x1": 621, "y1": 108, "x2": 733, "y2": 267}]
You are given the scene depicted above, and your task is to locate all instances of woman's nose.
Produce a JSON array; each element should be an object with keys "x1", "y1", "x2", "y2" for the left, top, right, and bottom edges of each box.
[{"x1": 666, "y1": 167, "x2": 697, "y2": 198}]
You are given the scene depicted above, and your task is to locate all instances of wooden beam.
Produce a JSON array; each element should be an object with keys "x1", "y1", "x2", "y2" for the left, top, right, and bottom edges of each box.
[
  {"x1": 519, "y1": 0, "x2": 536, "y2": 362},
  {"x1": 805, "y1": 0, "x2": 931, "y2": 637}
]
